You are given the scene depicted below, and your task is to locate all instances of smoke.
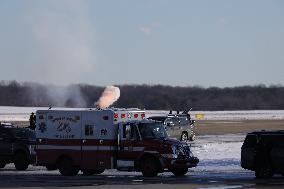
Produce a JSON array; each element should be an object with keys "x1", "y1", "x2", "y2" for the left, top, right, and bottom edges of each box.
[
  {"x1": 25, "y1": 0, "x2": 96, "y2": 85},
  {"x1": 95, "y1": 86, "x2": 120, "y2": 109},
  {"x1": 26, "y1": 83, "x2": 86, "y2": 107},
  {"x1": 45, "y1": 85, "x2": 87, "y2": 107}
]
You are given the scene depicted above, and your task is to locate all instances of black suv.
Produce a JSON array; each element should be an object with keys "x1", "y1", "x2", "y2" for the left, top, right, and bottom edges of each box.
[
  {"x1": 0, "y1": 123, "x2": 36, "y2": 170},
  {"x1": 148, "y1": 110, "x2": 195, "y2": 141},
  {"x1": 241, "y1": 130, "x2": 284, "y2": 178}
]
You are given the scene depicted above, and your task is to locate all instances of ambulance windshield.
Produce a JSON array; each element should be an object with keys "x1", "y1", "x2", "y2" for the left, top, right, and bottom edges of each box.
[{"x1": 138, "y1": 123, "x2": 168, "y2": 139}]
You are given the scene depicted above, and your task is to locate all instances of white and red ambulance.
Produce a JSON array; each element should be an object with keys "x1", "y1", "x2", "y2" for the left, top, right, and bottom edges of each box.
[{"x1": 36, "y1": 108, "x2": 198, "y2": 177}]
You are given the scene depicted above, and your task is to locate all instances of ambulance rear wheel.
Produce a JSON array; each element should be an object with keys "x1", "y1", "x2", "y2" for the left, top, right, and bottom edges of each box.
[
  {"x1": 142, "y1": 157, "x2": 158, "y2": 177},
  {"x1": 14, "y1": 152, "x2": 29, "y2": 171},
  {"x1": 82, "y1": 169, "x2": 105, "y2": 176},
  {"x1": 46, "y1": 164, "x2": 57, "y2": 171},
  {"x1": 58, "y1": 157, "x2": 79, "y2": 176}
]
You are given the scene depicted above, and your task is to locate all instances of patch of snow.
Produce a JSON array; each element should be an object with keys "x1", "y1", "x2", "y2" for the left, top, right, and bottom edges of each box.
[{"x1": 190, "y1": 134, "x2": 246, "y2": 173}]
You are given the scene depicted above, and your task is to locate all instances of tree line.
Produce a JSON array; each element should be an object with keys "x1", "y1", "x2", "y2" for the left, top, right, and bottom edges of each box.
[{"x1": 0, "y1": 80, "x2": 284, "y2": 111}]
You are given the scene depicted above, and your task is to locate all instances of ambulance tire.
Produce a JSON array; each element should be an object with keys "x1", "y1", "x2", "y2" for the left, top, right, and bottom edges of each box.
[
  {"x1": 142, "y1": 157, "x2": 159, "y2": 177},
  {"x1": 58, "y1": 157, "x2": 79, "y2": 176},
  {"x1": 14, "y1": 152, "x2": 29, "y2": 171},
  {"x1": 171, "y1": 167, "x2": 188, "y2": 177},
  {"x1": 82, "y1": 169, "x2": 105, "y2": 176}
]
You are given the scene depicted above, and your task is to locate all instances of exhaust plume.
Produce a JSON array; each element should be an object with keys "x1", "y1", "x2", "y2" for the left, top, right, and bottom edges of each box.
[{"x1": 96, "y1": 86, "x2": 120, "y2": 109}]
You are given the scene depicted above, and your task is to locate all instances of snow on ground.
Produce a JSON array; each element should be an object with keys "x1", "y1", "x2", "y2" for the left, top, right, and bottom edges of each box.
[
  {"x1": 1, "y1": 106, "x2": 284, "y2": 122},
  {"x1": 190, "y1": 134, "x2": 246, "y2": 173},
  {"x1": 0, "y1": 106, "x2": 85, "y2": 121}
]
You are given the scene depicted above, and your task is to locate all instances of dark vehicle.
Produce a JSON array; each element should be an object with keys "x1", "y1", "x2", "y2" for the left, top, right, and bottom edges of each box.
[
  {"x1": 148, "y1": 110, "x2": 195, "y2": 141},
  {"x1": 241, "y1": 130, "x2": 284, "y2": 178},
  {"x1": 0, "y1": 123, "x2": 36, "y2": 170}
]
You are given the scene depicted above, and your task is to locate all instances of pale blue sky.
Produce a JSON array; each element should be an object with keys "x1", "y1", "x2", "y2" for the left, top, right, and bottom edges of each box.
[{"x1": 0, "y1": 0, "x2": 283, "y2": 87}]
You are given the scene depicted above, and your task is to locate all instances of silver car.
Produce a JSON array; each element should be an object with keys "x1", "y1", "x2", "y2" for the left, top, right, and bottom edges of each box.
[{"x1": 148, "y1": 112, "x2": 195, "y2": 141}]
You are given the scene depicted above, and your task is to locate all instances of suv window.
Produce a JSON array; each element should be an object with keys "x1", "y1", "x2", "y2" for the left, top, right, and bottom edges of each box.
[
  {"x1": 243, "y1": 134, "x2": 257, "y2": 147},
  {"x1": 11, "y1": 128, "x2": 35, "y2": 139},
  {"x1": 0, "y1": 129, "x2": 12, "y2": 140},
  {"x1": 179, "y1": 117, "x2": 190, "y2": 126},
  {"x1": 165, "y1": 117, "x2": 174, "y2": 126}
]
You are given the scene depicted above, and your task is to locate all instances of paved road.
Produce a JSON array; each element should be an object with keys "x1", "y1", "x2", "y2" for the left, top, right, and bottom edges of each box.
[{"x1": 1, "y1": 167, "x2": 284, "y2": 189}]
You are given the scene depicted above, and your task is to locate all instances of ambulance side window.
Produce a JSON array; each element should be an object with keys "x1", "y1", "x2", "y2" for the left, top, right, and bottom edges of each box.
[
  {"x1": 123, "y1": 124, "x2": 138, "y2": 140},
  {"x1": 123, "y1": 124, "x2": 131, "y2": 139},
  {"x1": 85, "y1": 125, "x2": 94, "y2": 136}
]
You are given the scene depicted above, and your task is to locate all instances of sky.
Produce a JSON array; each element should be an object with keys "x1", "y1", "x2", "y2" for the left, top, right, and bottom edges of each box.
[{"x1": 0, "y1": 0, "x2": 283, "y2": 87}]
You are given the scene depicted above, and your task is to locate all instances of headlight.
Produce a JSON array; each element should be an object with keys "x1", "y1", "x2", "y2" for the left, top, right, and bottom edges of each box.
[
  {"x1": 172, "y1": 144, "x2": 192, "y2": 158},
  {"x1": 172, "y1": 145, "x2": 185, "y2": 156},
  {"x1": 177, "y1": 146, "x2": 185, "y2": 156}
]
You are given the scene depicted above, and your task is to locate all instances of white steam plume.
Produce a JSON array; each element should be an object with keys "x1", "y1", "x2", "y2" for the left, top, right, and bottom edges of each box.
[
  {"x1": 96, "y1": 86, "x2": 120, "y2": 109},
  {"x1": 26, "y1": 83, "x2": 86, "y2": 107}
]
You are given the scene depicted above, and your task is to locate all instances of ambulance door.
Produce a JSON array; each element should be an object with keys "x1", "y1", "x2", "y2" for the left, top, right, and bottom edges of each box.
[
  {"x1": 81, "y1": 111, "x2": 99, "y2": 169},
  {"x1": 81, "y1": 111, "x2": 114, "y2": 170},
  {"x1": 116, "y1": 122, "x2": 143, "y2": 171}
]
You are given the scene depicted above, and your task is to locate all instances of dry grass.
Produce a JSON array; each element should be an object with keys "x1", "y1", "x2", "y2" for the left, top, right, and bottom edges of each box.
[{"x1": 195, "y1": 119, "x2": 284, "y2": 135}]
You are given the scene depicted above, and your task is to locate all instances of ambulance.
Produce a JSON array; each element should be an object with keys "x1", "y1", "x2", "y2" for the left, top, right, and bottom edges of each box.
[{"x1": 35, "y1": 108, "x2": 198, "y2": 177}]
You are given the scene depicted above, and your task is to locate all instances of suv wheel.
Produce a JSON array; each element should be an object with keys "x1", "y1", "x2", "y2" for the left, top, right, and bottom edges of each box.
[
  {"x1": 189, "y1": 134, "x2": 196, "y2": 141},
  {"x1": 255, "y1": 162, "x2": 273, "y2": 179},
  {"x1": 58, "y1": 157, "x2": 79, "y2": 176},
  {"x1": 142, "y1": 157, "x2": 159, "y2": 177},
  {"x1": 180, "y1": 132, "x2": 188, "y2": 141},
  {"x1": 14, "y1": 152, "x2": 29, "y2": 171}
]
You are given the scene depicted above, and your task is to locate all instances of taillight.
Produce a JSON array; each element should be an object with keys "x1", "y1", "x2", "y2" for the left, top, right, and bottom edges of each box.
[
  {"x1": 114, "y1": 113, "x2": 118, "y2": 118},
  {"x1": 121, "y1": 114, "x2": 126, "y2": 118},
  {"x1": 134, "y1": 114, "x2": 138, "y2": 118},
  {"x1": 141, "y1": 113, "x2": 145, "y2": 119}
]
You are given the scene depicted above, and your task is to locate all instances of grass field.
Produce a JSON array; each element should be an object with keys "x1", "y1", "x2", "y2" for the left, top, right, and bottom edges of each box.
[{"x1": 195, "y1": 119, "x2": 284, "y2": 135}]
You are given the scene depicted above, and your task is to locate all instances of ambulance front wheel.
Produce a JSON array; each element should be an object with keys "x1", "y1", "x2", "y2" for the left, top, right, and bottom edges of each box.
[
  {"x1": 58, "y1": 157, "x2": 79, "y2": 176},
  {"x1": 171, "y1": 167, "x2": 188, "y2": 176},
  {"x1": 141, "y1": 157, "x2": 159, "y2": 177},
  {"x1": 82, "y1": 169, "x2": 105, "y2": 176}
]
